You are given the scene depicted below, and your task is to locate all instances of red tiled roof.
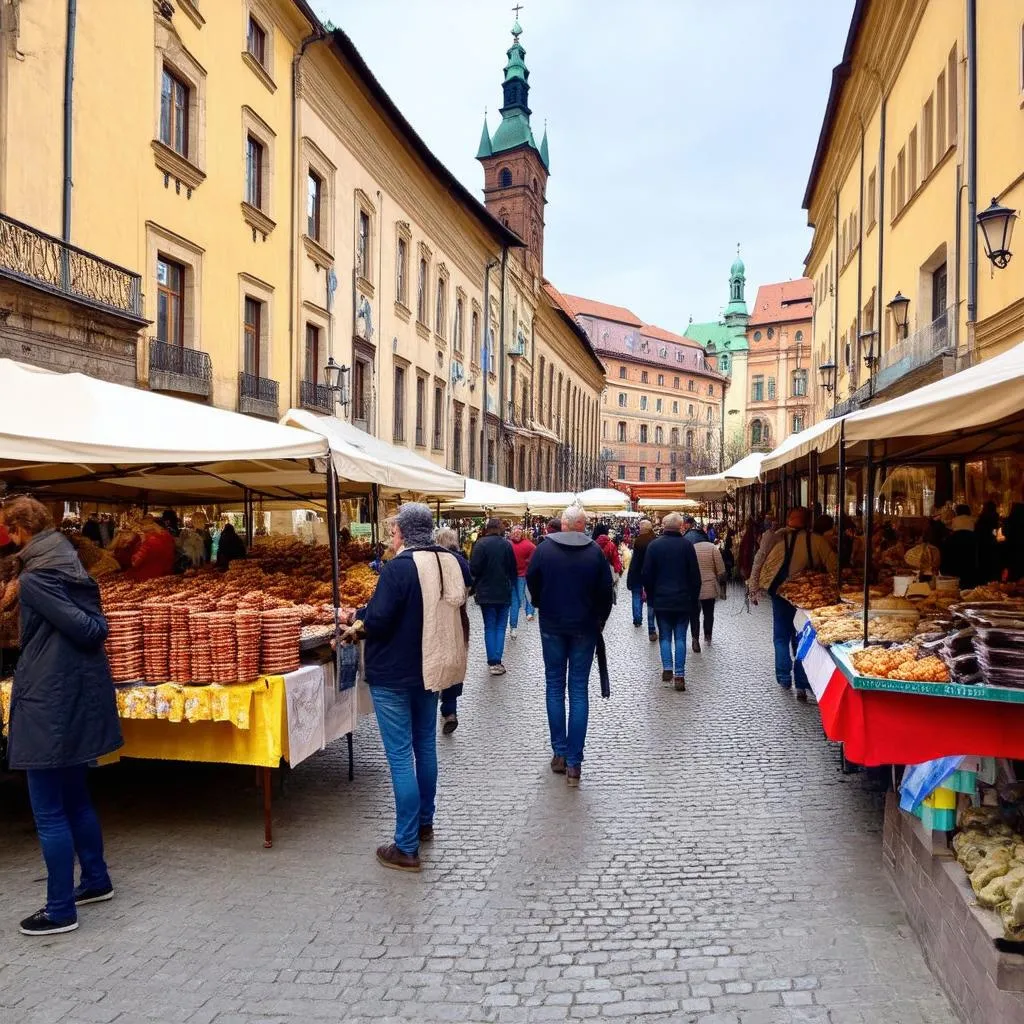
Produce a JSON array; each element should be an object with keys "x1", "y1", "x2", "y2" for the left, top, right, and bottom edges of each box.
[
  {"x1": 640, "y1": 323, "x2": 703, "y2": 349},
  {"x1": 747, "y1": 279, "x2": 813, "y2": 327},
  {"x1": 559, "y1": 293, "x2": 643, "y2": 327},
  {"x1": 541, "y1": 281, "x2": 606, "y2": 375}
]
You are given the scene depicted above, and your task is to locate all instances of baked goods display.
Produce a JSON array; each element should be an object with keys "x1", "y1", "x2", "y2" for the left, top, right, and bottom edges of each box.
[
  {"x1": 777, "y1": 570, "x2": 840, "y2": 609},
  {"x1": 813, "y1": 613, "x2": 919, "y2": 647},
  {"x1": 850, "y1": 644, "x2": 949, "y2": 682}
]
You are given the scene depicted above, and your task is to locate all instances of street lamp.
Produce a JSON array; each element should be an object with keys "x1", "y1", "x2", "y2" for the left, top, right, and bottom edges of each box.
[
  {"x1": 818, "y1": 360, "x2": 836, "y2": 394},
  {"x1": 323, "y1": 356, "x2": 350, "y2": 410},
  {"x1": 887, "y1": 291, "x2": 910, "y2": 339},
  {"x1": 977, "y1": 198, "x2": 1017, "y2": 270}
]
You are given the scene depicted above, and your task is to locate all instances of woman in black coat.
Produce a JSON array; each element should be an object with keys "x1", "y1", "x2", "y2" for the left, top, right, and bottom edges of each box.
[{"x1": 1, "y1": 497, "x2": 122, "y2": 937}]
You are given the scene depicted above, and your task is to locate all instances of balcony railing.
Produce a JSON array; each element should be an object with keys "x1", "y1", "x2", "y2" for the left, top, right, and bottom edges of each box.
[
  {"x1": 299, "y1": 379, "x2": 334, "y2": 414},
  {"x1": 238, "y1": 371, "x2": 280, "y2": 420},
  {"x1": 148, "y1": 338, "x2": 212, "y2": 397},
  {"x1": 0, "y1": 213, "x2": 144, "y2": 323},
  {"x1": 873, "y1": 308, "x2": 955, "y2": 394}
]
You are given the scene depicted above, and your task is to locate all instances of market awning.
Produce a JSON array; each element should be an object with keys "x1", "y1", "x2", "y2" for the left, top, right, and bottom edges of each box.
[
  {"x1": 521, "y1": 491, "x2": 576, "y2": 515},
  {"x1": 683, "y1": 474, "x2": 728, "y2": 498},
  {"x1": 637, "y1": 497, "x2": 704, "y2": 512},
  {"x1": 759, "y1": 417, "x2": 844, "y2": 475},
  {"x1": 442, "y1": 478, "x2": 528, "y2": 515},
  {"x1": 575, "y1": 487, "x2": 631, "y2": 513},
  {"x1": 686, "y1": 453, "x2": 764, "y2": 497},
  {"x1": 282, "y1": 409, "x2": 465, "y2": 499}
]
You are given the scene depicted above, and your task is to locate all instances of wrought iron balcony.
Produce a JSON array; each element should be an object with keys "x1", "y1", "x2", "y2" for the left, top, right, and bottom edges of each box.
[
  {"x1": 238, "y1": 371, "x2": 280, "y2": 420},
  {"x1": 299, "y1": 379, "x2": 334, "y2": 414},
  {"x1": 0, "y1": 213, "x2": 145, "y2": 324},
  {"x1": 873, "y1": 308, "x2": 955, "y2": 394},
  {"x1": 148, "y1": 338, "x2": 212, "y2": 397}
]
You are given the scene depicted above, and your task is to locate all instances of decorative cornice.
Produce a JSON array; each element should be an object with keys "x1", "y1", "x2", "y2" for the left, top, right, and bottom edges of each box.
[
  {"x1": 241, "y1": 201, "x2": 276, "y2": 240},
  {"x1": 151, "y1": 139, "x2": 206, "y2": 192},
  {"x1": 241, "y1": 50, "x2": 277, "y2": 94},
  {"x1": 302, "y1": 233, "x2": 333, "y2": 269},
  {"x1": 976, "y1": 296, "x2": 1024, "y2": 354},
  {"x1": 174, "y1": 0, "x2": 204, "y2": 29}
]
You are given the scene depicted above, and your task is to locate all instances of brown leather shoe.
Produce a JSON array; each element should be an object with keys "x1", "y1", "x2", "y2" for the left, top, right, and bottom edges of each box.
[
  {"x1": 673, "y1": 676, "x2": 686, "y2": 691},
  {"x1": 418, "y1": 824, "x2": 434, "y2": 842},
  {"x1": 692, "y1": 637, "x2": 701, "y2": 653},
  {"x1": 796, "y1": 690, "x2": 809, "y2": 703},
  {"x1": 551, "y1": 755, "x2": 567, "y2": 774},
  {"x1": 566, "y1": 766, "x2": 581, "y2": 787},
  {"x1": 648, "y1": 632, "x2": 658, "y2": 642},
  {"x1": 375, "y1": 843, "x2": 421, "y2": 872},
  {"x1": 661, "y1": 669, "x2": 673, "y2": 682}
]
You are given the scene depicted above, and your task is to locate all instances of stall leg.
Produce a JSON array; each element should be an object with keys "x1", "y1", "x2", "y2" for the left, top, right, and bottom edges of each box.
[
  {"x1": 262, "y1": 766, "x2": 273, "y2": 848},
  {"x1": 347, "y1": 732, "x2": 354, "y2": 782}
]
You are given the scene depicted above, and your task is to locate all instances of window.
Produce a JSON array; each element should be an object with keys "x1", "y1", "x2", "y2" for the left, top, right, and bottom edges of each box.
[
  {"x1": 640, "y1": 370, "x2": 648, "y2": 384},
  {"x1": 304, "y1": 324, "x2": 320, "y2": 384},
  {"x1": 243, "y1": 297, "x2": 262, "y2": 377},
  {"x1": 670, "y1": 469, "x2": 677, "y2": 482},
  {"x1": 616, "y1": 422, "x2": 626, "y2": 442},
  {"x1": 638, "y1": 467, "x2": 646, "y2": 482},
  {"x1": 654, "y1": 426, "x2": 664, "y2": 445},
  {"x1": 619, "y1": 366, "x2": 627, "y2": 379},
  {"x1": 795, "y1": 330, "x2": 804, "y2": 341},
  {"x1": 670, "y1": 428, "x2": 679, "y2": 446},
  {"x1": 706, "y1": 431, "x2": 713, "y2": 451},
  {"x1": 469, "y1": 414, "x2": 478, "y2": 477},
  {"x1": 909, "y1": 126, "x2": 918, "y2": 194},
  {"x1": 672, "y1": 401, "x2": 678, "y2": 414},
  {"x1": 867, "y1": 169, "x2": 877, "y2": 229},
  {"x1": 792, "y1": 414, "x2": 805, "y2": 434},
  {"x1": 432, "y1": 383, "x2": 443, "y2": 449},
  {"x1": 639, "y1": 395, "x2": 648, "y2": 411},
  {"x1": 357, "y1": 211, "x2": 370, "y2": 280},
  {"x1": 673, "y1": 376, "x2": 680, "y2": 388},
  {"x1": 657, "y1": 374, "x2": 664, "y2": 386},
  {"x1": 936, "y1": 70, "x2": 946, "y2": 155},
  {"x1": 246, "y1": 16, "x2": 266, "y2": 67},
  {"x1": 415, "y1": 376, "x2": 426, "y2": 446},
  {"x1": 767, "y1": 327, "x2": 775, "y2": 340},
  {"x1": 156, "y1": 256, "x2": 185, "y2": 346},
  {"x1": 708, "y1": 384, "x2": 714, "y2": 396},
  {"x1": 751, "y1": 420, "x2": 763, "y2": 446},
  {"x1": 707, "y1": 406, "x2": 714, "y2": 422},
  {"x1": 922, "y1": 96, "x2": 934, "y2": 176},
  {"x1": 435, "y1": 276, "x2": 446, "y2": 337},
  {"x1": 947, "y1": 46, "x2": 958, "y2": 145},
  {"x1": 245, "y1": 135, "x2": 263, "y2": 208},
  {"x1": 767, "y1": 377, "x2": 776, "y2": 400},
  {"x1": 452, "y1": 404, "x2": 463, "y2": 473},
  {"x1": 306, "y1": 171, "x2": 322, "y2": 240},
  {"x1": 932, "y1": 263, "x2": 948, "y2": 321},
  {"x1": 792, "y1": 369, "x2": 808, "y2": 397},
  {"x1": 654, "y1": 468, "x2": 662, "y2": 482},
  {"x1": 687, "y1": 379, "x2": 695, "y2": 392},
  {"x1": 602, "y1": 421, "x2": 608, "y2": 439},
  {"x1": 618, "y1": 465, "x2": 626, "y2": 480},
  {"x1": 417, "y1": 258, "x2": 428, "y2": 323},
  {"x1": 396, "y1": 237, "x2": 408, "y2": 305},
  {"x1": 655, "y1": 398, "x2": 663, "y2": 413},
  {"x1": 486, "y1": 439, "x2": 496, "y2": 482},
  {"x1": 686, "y1": 430, "x2": 694, "y2": 449},
  {"x1": 618, "y1": 392, "x2": 627, "y2": 408},
  {"x1": 751, "y1": 376, "x2": 764, "y2": 402},
  {"x1": 499, "y1": 167, "x2": 512, "y2": 188},
  {"x1": 676, "y1": 351, "x2": 683, "y2": 363},
  {"x1": 454, "y1": 295, "x2": 464, "y2": 354},
  {"x1": 720, "y1": 354, "x2": 729, "y2": 372},
  {"x1": 897, "y1": 146, "x2": 906, "y2": 212},
  {"x1": 753, "y1": 331, "x2": 762, "y2": 341},
  {"x1": 688, "y1": 403, "x2": 694, "y2": 417},
  {"x1": 471, "y1": 309, "x2": 480, "y2": 364},
  {"x1": 393, "y1": 365, "x2": 406, "y2": 442},
  {"x1": 639, "y1": 424, "x2": 649, "y2": 443},
  {"x1": 160, "y1": 67, "x2": 189, "y2": 157}
]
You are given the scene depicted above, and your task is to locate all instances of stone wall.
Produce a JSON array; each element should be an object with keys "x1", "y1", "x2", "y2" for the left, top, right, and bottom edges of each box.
[{"x1": 883, "y1": 792, "x2": 1024, "y2": 1023}]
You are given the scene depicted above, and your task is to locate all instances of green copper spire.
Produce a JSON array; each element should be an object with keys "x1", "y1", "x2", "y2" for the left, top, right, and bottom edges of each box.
[
  {"x1": 476, "y1": 113, "x2": 493, "y2": 158},
  {"x1": 539, "y1": 123, "x2": 550, "y2": 170},
  {"x1": 725, "y1": 243, "x2": 748, "y2": 318}
]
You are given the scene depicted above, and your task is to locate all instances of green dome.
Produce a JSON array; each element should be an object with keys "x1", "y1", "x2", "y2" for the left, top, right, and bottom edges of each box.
[{"x1": 730, "y1": 256, "x2": 745, "y2": 276}]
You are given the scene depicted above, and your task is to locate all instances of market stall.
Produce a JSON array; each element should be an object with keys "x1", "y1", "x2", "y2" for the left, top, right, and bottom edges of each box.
[
  {"x1": 441, "y1": 478, "x2": 528, "y2": 517},
  {"x1": 575, "y1": 487, "x2": 632, "y2": 514}
]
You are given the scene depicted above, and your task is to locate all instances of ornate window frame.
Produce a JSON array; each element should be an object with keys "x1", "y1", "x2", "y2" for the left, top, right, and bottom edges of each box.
[
  {"x1": 241, "y1": 106, "x2": 276, "y2": 239},
  {"x1": 301, "y1": 138, "x2": 335, "y2": 267},
  {"x1": 152, "y1": 22, "x2": 207, "y2": 192},
  {"x1": 354, "y1": 189, "x2": 376, "y2": 297}
]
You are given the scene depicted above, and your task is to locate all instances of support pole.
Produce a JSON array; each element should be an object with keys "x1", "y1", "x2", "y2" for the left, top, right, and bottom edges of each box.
[
  {"x1": 262, "y1": 766, "x2": 273, "y2": 848},
  {"x1": 836, "y1": 419, "x2": 846, "y2": 587},
  {"x1": 326, "y1": 459, "x2": 342, "y2": 615},
  {"x1": 244, "y1": 489, "x2": 254, "y2": 547},
  {"x1": 863, "y1": 441, "x2": 875, "y2": 648}
]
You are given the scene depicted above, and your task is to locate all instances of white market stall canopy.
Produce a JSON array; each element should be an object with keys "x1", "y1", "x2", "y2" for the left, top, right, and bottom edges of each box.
[
  {"x1": 688, "y1": 452, "x2": 766, "y2": 497},
  {"x1": 282, "y1": 409, "x2": 465, "y2": 499},
  {"x1": 683, "y1": 474, "x2": 728, "y2": 499},
  {"x1": 637, "y1": 497, "x2": 704, "y2": 513},
  {"x1": 521, "y1": 490, "x2": 575, "y2": 515},
  {"x1": 759, "y1": 417, "x2": 844, "y2": 475},
  {"x1": 575, "y1": 487, "x2": 631, "y2": 513},
  {"x1": 442, "y1": 478, "x2": 528, "y2": 516}
]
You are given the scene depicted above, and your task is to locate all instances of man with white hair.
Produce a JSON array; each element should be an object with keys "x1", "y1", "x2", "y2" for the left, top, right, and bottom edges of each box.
[
  {"x1": 525, "y1": 506, "x2": 614, "y2": 787},
  {"x1": 642, "y1": 511, "x2": 701, "y2": 691}
]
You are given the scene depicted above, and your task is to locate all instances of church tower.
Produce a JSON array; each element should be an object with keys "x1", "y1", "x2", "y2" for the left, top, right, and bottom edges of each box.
[
  {"x1": 477, "y1": 16, "x2": 550, "y2": 278},
  {"x1": 724, "y1": 245, "x2": 749, "y2": 332}
]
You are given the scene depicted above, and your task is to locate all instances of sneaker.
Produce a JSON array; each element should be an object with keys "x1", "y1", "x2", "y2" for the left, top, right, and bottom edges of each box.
[
  {"x1": 375, "y1": 843, "x2": 421, "y2": 872},
  {"x1": 74, "y1": 884, "x2": 114, "y2": 907},
  {"x1": 526, "y1": 614, "x2": 535, "y2": 622},
  {"x1": 510, "y1": 628, "x2": 517, "y2": 639},
  {"x1": 796, "y1": 690, "x2": 809, "y2": 703},
  {"x1": 648, "y1": 632, "x2": 658, "y2": 643},
  {"x1": 488, "y1": 665, "x2": 501, "y2": 676},
  {"x1": 692, "y1": 637, "x2": 701, "y2": 653},
  {"x1": 550, "y1": 755, "x2": 567, "y2": 774},
  {"x1": 441, "y1": 714, "x2": 459, "y2": 735},
  {"x1": 418, "y1": 824, "x2": 434, "y2": 842},
  {"x1": 673, "y1": 676, "x2": 686, "y2": 692},
  {"x1": 492, "y1": 663, "x2": 507, "y2": 676},
  {"x1": 19, "y1": 909, "x2": 78, "y2": 937},
  {"x1": 566, "y1": 766, "x2": 581, "y2": 788},
  {"x1": 661, "y1": 669, "x2": 673, "y2": 683}
]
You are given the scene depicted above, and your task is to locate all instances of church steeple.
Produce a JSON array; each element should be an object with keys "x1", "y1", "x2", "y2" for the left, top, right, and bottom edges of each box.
[{"x1": 725, "y1": 243, "x2": 748, "y2": 321}]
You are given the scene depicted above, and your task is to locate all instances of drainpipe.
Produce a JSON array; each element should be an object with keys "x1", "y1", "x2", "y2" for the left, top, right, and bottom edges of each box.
[
  {"x1": 61, "y1": 0, "x2": 77, "y2": 240},
  {"x1": 497, "y1": 245, "x2": 509, "y2": 484},
  {"x1": 855, "y1": 125, "x2": 865, "y2": 371},
  {"x1": 375, "y1": 189, "x2": 383, "y2": 435},
  {"x1": 831, "y1": 190, "x2": 840, "y2": 411},
  {"x1": 481, "y1": 257, "x2": 498, "y2": 480},
  {"x1": 965, "y1": 0, "x2": 978, "y2": 348},
  {"x1": 874, "y1": 97, "x2": 887, "y2": 393},
  {"x1": 955, "y1": 165, "x2": 964, "y2": 353},
  {"x1": 290, "y1": 27, "x2": 327, "y2": 409}
]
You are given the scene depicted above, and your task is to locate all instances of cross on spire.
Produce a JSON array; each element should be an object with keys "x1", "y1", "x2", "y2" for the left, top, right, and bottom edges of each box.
[{"x1": 512, "y1": 4, "x2": 523, "y2": 18}]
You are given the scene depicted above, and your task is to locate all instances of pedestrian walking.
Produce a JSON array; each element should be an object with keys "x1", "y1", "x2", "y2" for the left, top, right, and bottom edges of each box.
[
  {"x1": 536, "y1": 518, "x2": 561, "y2": 545},
  {"x1": 626, "y1": 518, "x2": 657, "y2": 639},
  {"x1": 592, "y1": 523, "x2": 623, "y2": 578},
  {"x1": 434, "y1": 527, "x2": 471, "y2": 735},
  {"x1": 526, "y1": 506, "x2": 614, "y2": 787},
  {"x1": 642, "y1": 512, "x2": 701, "y2": 691},
  {"x1": 754, "y1": 507, "x2": 837, "y2": 701},
  {"x1": 508, "y1": 524, "x2": 536, "y2": 635},
  {"x1": 691, "y1": 534, "x2": 726, "y2": 649},
  {"x1": 469, "y1": 517, "x2": 517, "y2": 674},
  {"x1": 353, "y1": 503, "x2": 470, "y2": 872},
  {"x1": 0, "y1": 496, "x2": 122, "y2": 936}
]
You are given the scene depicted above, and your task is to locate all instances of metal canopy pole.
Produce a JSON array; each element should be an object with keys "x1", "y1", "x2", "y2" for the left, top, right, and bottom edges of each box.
[
  {"x1": 836, "y1": 419, "x2": 847, "y2": 587},
  {"x1": 326, "y1": 458, "x2": 342, "y2": 615},
  {"x1": 862, "y1": 440, "x2": 875, "y2": 648}
]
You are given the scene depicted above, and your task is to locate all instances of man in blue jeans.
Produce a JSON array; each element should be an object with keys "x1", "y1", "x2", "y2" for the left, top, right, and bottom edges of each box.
[
  {"x1": 526, "y1": 506, "x2": 614, "y2": 787},
  {"x1": 642, "y1": 512, "x2": 702, "y2": 692},
  {"x1": 625, "y1": 518, "x2": 656, "y2": 640},
  {"x1": 469, "y1": 518, "x2": 517, "y2": 675}
]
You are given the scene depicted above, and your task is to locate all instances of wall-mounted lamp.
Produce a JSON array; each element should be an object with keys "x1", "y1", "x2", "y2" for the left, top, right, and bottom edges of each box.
[{"x1": 977, "y1": 198, "x2": 1017, "y2": 270}]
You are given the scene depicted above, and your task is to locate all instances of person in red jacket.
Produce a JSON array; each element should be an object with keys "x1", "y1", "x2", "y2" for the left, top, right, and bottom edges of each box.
[
  {"x1": 508, "y1": 524, "x2": 536, "y2": 638},
  {"x1": 123, "y1": 519, "x2": 176, "y2": 582},
  {"x1": 591, "y1": 523, "x2": 623, "y2": 576}
]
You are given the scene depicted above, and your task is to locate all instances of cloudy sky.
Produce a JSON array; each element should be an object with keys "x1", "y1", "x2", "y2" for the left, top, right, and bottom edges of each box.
[{"x1": 317, "y1": 0, "x2": 853, "y2": 333}]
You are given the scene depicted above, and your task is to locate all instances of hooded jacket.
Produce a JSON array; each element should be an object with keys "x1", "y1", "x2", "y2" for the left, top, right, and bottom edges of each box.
[
  {"x1": 525, "y1": 532, "x2": 614, "y2": 635},
  {"x1": 8, "y1": 530, "x2": 122, "y2": 770}
]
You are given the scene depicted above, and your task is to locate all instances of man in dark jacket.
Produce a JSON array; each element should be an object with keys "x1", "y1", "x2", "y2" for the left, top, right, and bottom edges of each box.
[
  {"x1": 526, "y1": 506, "x2": 614, "y2": 787},
  {"x1": 469, "y1": 517, "x2": 517, "y2": 675},
  {"x1": 626, "y1": 518, "x2": 656, "y2": 637},
  {"x1": 642, "y1": 512, "x2": 701, "y2": 691},
  {"x1": 356, "y1": 503, "x2": 471, "y2": 872},
  {"x1": 1, "y1": 496, "x2": 122, "y2": 936},
  {"x1": 681, "y1": 514, "x2": 708, "y2": 546}
]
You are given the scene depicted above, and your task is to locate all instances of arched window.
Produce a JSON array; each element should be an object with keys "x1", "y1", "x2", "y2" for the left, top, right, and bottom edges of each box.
[
  {"x1": 616, "y1": 421, "x2": 626, "y2": 443},
  {"x1": 669, "y1": 427, "x2": 679, "y2": 446},
  {"x1": 685, "y1": 429, "x2": 694, "y2": 449},
  {"x1": 499, "y1": 167, "x2": 513, "y2": 188},
  {"x1": 795, "y1": 330, "x2": 804, "y2": 341},
  {"x1": 720, "y1": 354, "x2": 730, "y2": 372},
  {"x1": 654, "y1": 425, "x2": 664, "y2": 444},
  {"x1": 751, "y1": 420, "x2": 762, "y2": 446}
]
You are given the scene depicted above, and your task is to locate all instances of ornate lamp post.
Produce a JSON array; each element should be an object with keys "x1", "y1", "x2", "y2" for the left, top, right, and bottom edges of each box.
[
  {"x1": 323, "y1": 356, "x2": 350, "y2": 412},
  {"x1": 887, "y1": 291, "x2": 910, "y2": 340},
  {"x1": 977, "y1": 198, "x2": 1018, "y2": 270}
]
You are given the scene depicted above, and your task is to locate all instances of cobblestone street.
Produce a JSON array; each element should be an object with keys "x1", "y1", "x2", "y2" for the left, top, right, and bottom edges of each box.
[{"x1": 0, "y1": 593, "x2": 957, "y2": 1024}]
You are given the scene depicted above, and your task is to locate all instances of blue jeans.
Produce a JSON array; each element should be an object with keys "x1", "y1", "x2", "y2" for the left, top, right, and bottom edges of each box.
[
  {"x1": 771, "y1": 594, "x2": 809, "y2": 690},
  {"x1": 480, "y1": 604, "x2": 510, "y2": 665},
  {"x1": 370, "y1": 686, "x2": 440, "y2": 854},
  {"x1": 655, "y1": 612, "x2": 689, "y2": 675},
  {"x1": 509, "y1": 577, "x2": 534, "y2": 627},
  {"x1": 630, "y1": 589, "x2": 655, "y2": 631},
  {"x1": 440, "y1": 683, "x2": 462, "y2": 718},
  {"x1": 25, "y1": 765, "x2": 111, "y2": 922},
  {"x1": 541, "y1": 631, "x2": 597, "y2": 768}
]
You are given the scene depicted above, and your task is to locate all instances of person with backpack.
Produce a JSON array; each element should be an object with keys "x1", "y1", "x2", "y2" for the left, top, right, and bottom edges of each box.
[{"x1": 755, "y1": 507, "x2": 837, "y2": 701}]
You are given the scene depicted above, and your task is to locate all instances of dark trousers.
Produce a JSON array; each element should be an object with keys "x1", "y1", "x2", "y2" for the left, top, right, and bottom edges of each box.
[{"x1": 690, "y1": 598, "x2": 716, "y2": 640}]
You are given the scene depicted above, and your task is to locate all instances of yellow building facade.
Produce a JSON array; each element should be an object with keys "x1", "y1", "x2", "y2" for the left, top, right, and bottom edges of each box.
[
  {"x1": 0, "y1": 3, "x2": 604, "y2": 487},
  {"x1": 804, "y1": 0, "x2": 1024, "y2": 423}
]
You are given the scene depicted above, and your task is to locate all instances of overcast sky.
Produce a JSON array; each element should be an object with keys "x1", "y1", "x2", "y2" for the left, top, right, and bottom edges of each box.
[{"x1": 317, "y1": 0, "x2": 853, "y2": 333}]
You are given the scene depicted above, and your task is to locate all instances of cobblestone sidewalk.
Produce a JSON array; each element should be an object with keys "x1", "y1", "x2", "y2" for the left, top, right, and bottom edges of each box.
[{"x1": 0, "y1": 590, "x2": 957, "y2": 1024}]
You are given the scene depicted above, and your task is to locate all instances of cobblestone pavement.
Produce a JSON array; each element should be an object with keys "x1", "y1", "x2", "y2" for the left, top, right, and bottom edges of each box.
[{"x1": 0, "y1": 589, "x2": 958, "y2": 1024}]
